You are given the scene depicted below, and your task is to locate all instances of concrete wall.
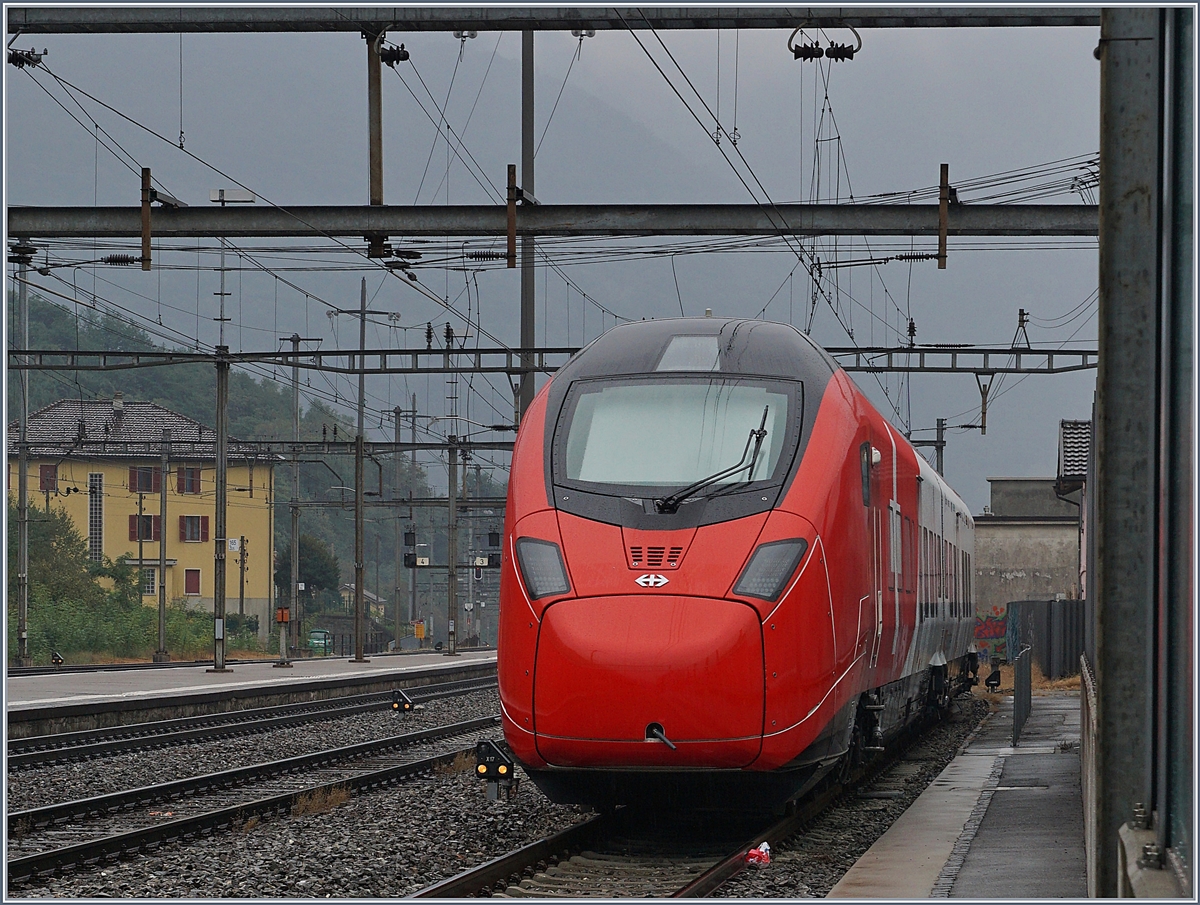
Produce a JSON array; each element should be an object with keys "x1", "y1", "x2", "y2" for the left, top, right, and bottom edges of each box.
[
  {"x1": 986, "y1": 476, "x2": 1080, "y2": 518},
  {"x1": 974, "y1": 478, "x2": 1081, "y2": 661}
]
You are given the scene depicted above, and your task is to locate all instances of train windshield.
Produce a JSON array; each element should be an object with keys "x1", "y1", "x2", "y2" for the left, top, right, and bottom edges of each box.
[{"x1": 559, "y1": 378, "x2": 792, "y2": 490}]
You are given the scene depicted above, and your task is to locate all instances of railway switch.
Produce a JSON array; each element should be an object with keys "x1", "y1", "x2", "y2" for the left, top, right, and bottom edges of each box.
[{"x1": 476, "y1": 739, "x2": 518, "y2": 800}]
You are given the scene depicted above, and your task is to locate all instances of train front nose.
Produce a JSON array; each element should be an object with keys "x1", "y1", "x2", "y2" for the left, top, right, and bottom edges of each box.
[{"x1": 532, "y1": 596, "x2": 764, "y2": 768}]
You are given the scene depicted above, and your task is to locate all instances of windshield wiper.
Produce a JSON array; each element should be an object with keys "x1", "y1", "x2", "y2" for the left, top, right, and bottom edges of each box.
[{"x1": 653, "y1": 406, "x2": 770, "y2": 515}]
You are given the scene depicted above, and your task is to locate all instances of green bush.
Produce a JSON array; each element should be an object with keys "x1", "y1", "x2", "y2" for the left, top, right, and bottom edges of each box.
[{"x1": 7, "y1": 501, "x2": 268, "y2": 665}]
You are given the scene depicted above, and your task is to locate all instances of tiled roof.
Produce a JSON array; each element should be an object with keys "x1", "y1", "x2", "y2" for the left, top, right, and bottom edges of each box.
[
  {"x1": 1058, "y1": 419, "x2": 1091, "y2": 481},
  {"x1": 7, "y1": 397, "x2": 265, "y2": 462}
]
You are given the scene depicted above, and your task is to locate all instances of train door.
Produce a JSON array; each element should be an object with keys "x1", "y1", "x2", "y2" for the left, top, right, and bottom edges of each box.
[
  {"x1": 866, "y1": 441, "x2": 885, "y2": 669},
  {"x1": 857, "y1": 440, "x2": 883, "y2": 669}
]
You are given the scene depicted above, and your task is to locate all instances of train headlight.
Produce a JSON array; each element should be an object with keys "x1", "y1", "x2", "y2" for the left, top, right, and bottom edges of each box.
[
  {"x1": 733, "y1": 538, "x2": 808, "y2": 601},
  {"x1": 515, "y1": 538, "x2": 571, "y2": 599}
]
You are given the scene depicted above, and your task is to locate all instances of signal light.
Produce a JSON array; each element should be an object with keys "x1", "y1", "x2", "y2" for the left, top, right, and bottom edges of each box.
[
  {"x1": 404, "y1": 531, "x2": 416, "y2": 547},
  {"x1": 476, "y1": 740, "x2": 517, "y2": 800},
  {"x1": 404, "y1": 552, "x2": 417, "y2": 568},
  {"x1": 391, "y1": 689, "x2": 414, "y2": 713},
  {"x1": 488, "y1": 532, "x2": 501, "y2": 548}
]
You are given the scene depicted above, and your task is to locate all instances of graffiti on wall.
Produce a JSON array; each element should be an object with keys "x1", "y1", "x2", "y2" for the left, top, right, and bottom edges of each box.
[{"x1": 975, "y1": 603, "x2": 1008, "y2": 662}]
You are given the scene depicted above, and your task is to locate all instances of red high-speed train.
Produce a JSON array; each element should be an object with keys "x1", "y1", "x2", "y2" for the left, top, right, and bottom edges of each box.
[{"x1": 497, "y1": 318, "x2": 977, "y2": 809}]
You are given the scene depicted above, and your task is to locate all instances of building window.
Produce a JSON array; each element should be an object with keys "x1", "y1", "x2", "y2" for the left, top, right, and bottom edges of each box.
[
  {"x1": 185, "y1": 569, "x2": 201, "y2": 595},
  {"x1": 177, "y1": 466, "x2": 201, "y2": 494},
  {"x1": 39, "y1": 464, "x2": 57, "y2": 492},
  {"x1": 180, "y1": 515, "x2": 209, "y2": 542},
  {"x1": 141, "y1": 568, "x2": 156, "y2": 596},
  {"x1": 129, "y1": 514, "x2": 162, "y2": 541},
  {"x1": 129, "y1": 466, "x2": 161, "y2": 493},
  {"x1": 88, "y1": 473, "x2": 103, "y2": 561}
]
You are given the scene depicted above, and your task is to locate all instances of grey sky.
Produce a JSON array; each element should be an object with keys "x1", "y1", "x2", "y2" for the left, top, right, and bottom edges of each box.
[{"x1": 5, "y1": 19, "x2": 1101, "y2": 512}]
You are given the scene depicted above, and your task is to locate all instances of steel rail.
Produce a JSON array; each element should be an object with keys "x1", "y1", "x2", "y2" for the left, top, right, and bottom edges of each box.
[
  {"x1": 6, "y1": 743, "x2": 481, "y2": 887},
  {"x1": 7, "y1": 677, "x2": 496, "y2": 767},
  {"x1": 413, "y1": 813, "x2": 616, "y2": 897},
  {"x1": 410, "y1": 695, "x2": 974, "y2": 898},
  {"x1": 7, "y1": 715, "x2": 498, "y2": 835}
]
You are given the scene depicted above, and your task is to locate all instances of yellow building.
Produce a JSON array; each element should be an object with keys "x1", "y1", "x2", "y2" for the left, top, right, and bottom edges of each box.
[{"x1": 8, "y1": 395, "x2": 277, "y2": 640}]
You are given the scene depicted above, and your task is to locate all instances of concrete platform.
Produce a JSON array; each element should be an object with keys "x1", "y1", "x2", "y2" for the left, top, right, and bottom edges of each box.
[
  {"x1": 5, "y1": 649, "x2": 496, "y2": 737},
  {"x1": 829, "y1": 689, "x2": 1085, "y2": 898}
]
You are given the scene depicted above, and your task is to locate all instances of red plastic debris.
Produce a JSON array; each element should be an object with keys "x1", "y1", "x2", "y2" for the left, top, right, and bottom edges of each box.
[{"x1": 744, "y1": 842, "x2": 771, "y2": 866}]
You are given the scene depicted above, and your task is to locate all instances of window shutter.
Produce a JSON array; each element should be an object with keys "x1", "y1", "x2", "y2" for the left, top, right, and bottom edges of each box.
[
  {"x1": 180, "y1": 515, "x2": 187, "y2": 541},
  {"x1": 177, "y1": 466, "x2": 184, "y2": 493},
  {"x1": 201, "y1": 516, "x2": 209, "y2": 542},
  {"x1": 151, "y1": 469, "x2": 161, "y2": 493},
  {"x1": 129, "y1": 514, "x2": 138, "y2": 541},
  {"x1": 152, "y1": 516, "x2": 161, "y2": 541},
  {"x1": 129, "y1": 467, "x2": 138, "y2": 490}
]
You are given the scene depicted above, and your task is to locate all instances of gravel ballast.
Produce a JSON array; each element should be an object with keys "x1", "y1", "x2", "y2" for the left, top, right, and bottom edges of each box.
[
  {"x1": 7, "y1": 690, "x2": 502, "y2": 811},
  {"x1": 8, "y1": 690, "x2": 991, "y2": 897},
  {"x1": 719, "y1": 695, "x2": 993, "y2": 897}
]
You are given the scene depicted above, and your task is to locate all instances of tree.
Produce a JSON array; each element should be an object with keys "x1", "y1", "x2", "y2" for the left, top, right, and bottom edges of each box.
[{"x1": 274, "y1": 533, "x2": 340, "y2": 604}]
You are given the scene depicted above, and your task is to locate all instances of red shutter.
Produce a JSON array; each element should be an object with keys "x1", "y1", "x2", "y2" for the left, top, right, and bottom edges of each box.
[
  {"x1": 180, "y1": 516, "x2": 187, "y2": 541},
  {"x1": 151, "y1": 469, "x2": 161, "y2": 493},
  {"x1": 185, "y1": 569, "x2": 201, "y2": 595},
  {"x1": 151, "y1": 516, "x2": 161, "y2": 541},
  {"x1": 129, "y1": 467, "x2": 138, "y2": 491},
  {"x1": 200, "y1": 516, "x2": 209, "y2": 542},
  {"x1": 177, "y1": 466, "x2": 184, "y2": 493},
  {"x1": 129, "y1": 514, "x2": 138, "y2": 541}
]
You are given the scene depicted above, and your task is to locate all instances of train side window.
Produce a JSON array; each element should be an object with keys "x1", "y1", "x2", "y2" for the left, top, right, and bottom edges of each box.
[
  {"x1": 948, "y1": 545, "x2": 954, "y2": 618},
  {"x1": 920, "y1": 527, "x2": 928, "y2": 619},
  {"x1": 963, "y1": 550, "x2": 971, "y2": 617},
  {"x1": 859, "y1": 442, "x2": 871, "y2": 506},
  {"x1": 938, "y1": 536, "x2": 944, "y2": 606},
  {"x1": 903, "y1": 516, "x2": 914, "y2": 594}
]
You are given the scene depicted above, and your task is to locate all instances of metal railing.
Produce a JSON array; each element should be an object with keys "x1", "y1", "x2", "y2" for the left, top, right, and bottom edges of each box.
[{"x1": 1013, "y1": 642, "x2": 1033, "y2": 746}]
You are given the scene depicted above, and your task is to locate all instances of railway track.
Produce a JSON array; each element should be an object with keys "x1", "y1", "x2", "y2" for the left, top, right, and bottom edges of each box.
[
  {"x1": 413, "y1": 790, "x2": 840, "y2": 898},
  {"x1": 6, "y1": 715, "x2": 498, "y2": 887},
  {"x1": 415, "y1": 705, "x2": 957, "y2": 898},
  {"x1": 7, "y1": 676, "x2": 496, "y2": 769}
]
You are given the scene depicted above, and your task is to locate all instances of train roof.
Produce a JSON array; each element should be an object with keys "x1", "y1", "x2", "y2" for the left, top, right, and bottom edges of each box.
[{"x1": 556, "y1": 317, "x2": 839, "y2": 385}]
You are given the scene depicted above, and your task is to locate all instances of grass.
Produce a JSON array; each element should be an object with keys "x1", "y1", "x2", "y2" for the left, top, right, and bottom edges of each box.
[
  {"x1": 974, "y1": 660, "x2": 1082, "y2": 709},
  {"x1": 291, "y1": 785, "x2": 351, "y2": 817},
  {"x1": 436, "y1": 751, "x2": 475, "y2": 775}
]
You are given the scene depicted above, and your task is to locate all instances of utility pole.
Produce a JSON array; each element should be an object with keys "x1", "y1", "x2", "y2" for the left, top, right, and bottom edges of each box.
[
  {"x1": 155, "y1": 428, "x2": 170, "y2": 662},
  {"x1": 446, "y1": 435, "x2": 459, "y2": 656},
  {"x1": 352, "y1": 279, "x2": 368, "y2": 661},
  {"x1": 281, "y1": 333, "x2": 312, "y2": 666},
  {"x1": 518, "y1": 30, "x2": 536, "y2": 418},
  {"x1": 209, "y1": 346, "x2": 231, "y2": 672},
  {"x1": 936, "y1": 418, "x2": 946, "y2": 475},
  {"x1": 393, "y1": 405, "x2": 404, "y2": 649},
  {"x1": 14, "y1": 240, "x2": 33, "y2": 666},
  {"x1": 365, "y1": 29, "x2": 386, "y2": 258},
  {"x1": 238, "y1": 535, "x2": 247, "y2": 616},
  {"x1": 410, "y1": 395, "x2": 418, "y2": 626}
]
